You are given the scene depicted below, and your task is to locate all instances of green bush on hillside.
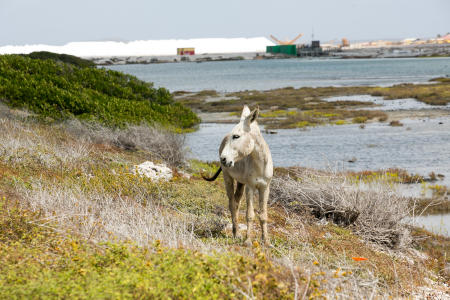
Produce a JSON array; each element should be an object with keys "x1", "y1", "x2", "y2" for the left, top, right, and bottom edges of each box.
[
  {"x1": 24, "y1": 51, "x2": 96, "y2": 68},
  {"x1": 0, "y1": 54, "x2": 200, "y2": 129}
]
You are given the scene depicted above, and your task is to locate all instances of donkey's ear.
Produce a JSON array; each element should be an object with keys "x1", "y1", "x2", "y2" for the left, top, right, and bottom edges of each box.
[
  {"x1": 249, "y1": 107, "x2": 259, "y2": 123},
  {"x1": 244, "y1": 107, "x2": 259, "y2": 130},
  {"x1": 240, "y1": 105, "x2": 251, "y2": 121}
]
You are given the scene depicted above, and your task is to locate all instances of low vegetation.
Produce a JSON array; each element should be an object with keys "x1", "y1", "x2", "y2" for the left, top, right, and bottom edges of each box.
[
  {"x1": 0, "y1": 54, "x2": 199, "y2": 129},
  {"x1": 177, "y1": 77, "x2": 449, "y2": 129},
  {"x1": 0, "y1": 197, "x2": 292, "y2": 299},
  {"x1": 261, "y1": 109, "x2": 386, "y2": 129},
  {"x1": 0, "y1": 104, "x2": 448, "y2": 298},
  {"x1": 24, "y1": 51, "x2": 96, "y2": 68},
  {"x1": 371, "y1": 79, "x2": 450, "y2": 106},
  {"x1": 346, "y1": 168, "x2": 450, "y2": 215},
  {"x1": 347, "y1": 168, "x2": 426, "y2": 184}
]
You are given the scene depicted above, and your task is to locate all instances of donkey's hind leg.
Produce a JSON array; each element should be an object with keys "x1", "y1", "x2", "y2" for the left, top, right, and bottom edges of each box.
[
  {"x1": 258, "y1": 186, "x2": 270, "y2": 246},
  {"x1": 234, "y1": 182, "x2": 244, "y2": 216},
  {"x1": 244, "y1": 186, "x2": 255, "y2": 246}
]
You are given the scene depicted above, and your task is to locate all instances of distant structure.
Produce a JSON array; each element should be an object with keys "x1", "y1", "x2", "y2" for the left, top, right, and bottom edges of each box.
[
  {"x1": 266, "y1": 40, "x2": 326, "y2": 57},
  {"x1": 269, "y1": 34, "x2": 303, "y2": 45},
  {"x1": 298, "y1": 41, "x2": 323, "y2": 56},
  {"x1": 266, "y1": 45, "x2": 297, "y2": 56},
  {"x1": 437, "y1": 33, "x2": 450, "y2": 44},
  {"x1": 341, "y1": 38, "x2": 350, "y2": 47},
  {"x1": 177, "y1": 48, "x2": 195, "y2": 55}
]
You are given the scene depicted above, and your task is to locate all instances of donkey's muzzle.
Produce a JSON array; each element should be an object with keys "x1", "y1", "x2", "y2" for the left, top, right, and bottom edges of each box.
[{"x1": 221, "y1": 157, "x2": 234, "y2": 168}]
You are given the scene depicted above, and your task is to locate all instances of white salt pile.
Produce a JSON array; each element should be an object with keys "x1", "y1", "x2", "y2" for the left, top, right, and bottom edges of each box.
[{"x1": 0, "y1": 37, "x2": 274, "y2": 57}]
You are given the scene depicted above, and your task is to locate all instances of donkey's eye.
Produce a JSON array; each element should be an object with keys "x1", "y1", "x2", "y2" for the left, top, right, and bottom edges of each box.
[{"x1": 232, "y1": 135, "x2": 240, "y2": 140}]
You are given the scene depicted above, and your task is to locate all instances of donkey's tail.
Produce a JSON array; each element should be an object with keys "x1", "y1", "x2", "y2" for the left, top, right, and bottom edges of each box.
[{"x1": 201, "y1": 167, "x2": 222, "y2": 181}]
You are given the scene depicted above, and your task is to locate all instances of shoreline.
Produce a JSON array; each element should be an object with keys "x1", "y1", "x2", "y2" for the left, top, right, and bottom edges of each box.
[{"x1": 90, "y1": 44, "x2": 450, "y2": 65}]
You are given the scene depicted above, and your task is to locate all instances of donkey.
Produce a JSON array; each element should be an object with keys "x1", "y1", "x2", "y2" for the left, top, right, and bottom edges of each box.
[{"x1": 203, "y1": 106, "x2": 273, "y2": 246}]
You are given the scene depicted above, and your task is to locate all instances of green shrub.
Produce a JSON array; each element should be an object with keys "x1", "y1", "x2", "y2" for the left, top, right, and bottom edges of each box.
[
  {"x1": 0, "y1": 54, "x2": 200, "y2": 129},
  {"x1": 24, "y1": 51, "x2": 96, "y2": 68}
]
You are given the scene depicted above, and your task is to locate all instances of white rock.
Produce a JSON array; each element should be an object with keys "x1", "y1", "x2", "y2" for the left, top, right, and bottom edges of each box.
[{"x1": 133, "y1": 161, "x2": 172, "y2": 181}]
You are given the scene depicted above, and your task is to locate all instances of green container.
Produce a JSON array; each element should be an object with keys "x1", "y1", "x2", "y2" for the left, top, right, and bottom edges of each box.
[
  {"x1": 266, "y1": 45, "x2": 281, "y2": 54},
  {"x1": 280, "y1": 45, "x2": 296, "y2": 56},
  {"x1": 266, "y1": 45, "x2": 295, "y2": 55}
]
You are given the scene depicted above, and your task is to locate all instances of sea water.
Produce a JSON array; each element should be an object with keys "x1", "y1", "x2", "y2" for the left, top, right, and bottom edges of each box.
[{"x1": 106, "y1": 57, "x2": 450, "y2": 92}]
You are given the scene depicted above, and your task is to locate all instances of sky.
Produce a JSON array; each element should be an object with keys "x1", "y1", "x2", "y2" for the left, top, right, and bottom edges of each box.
[{"x1": 0, "y1": 0, "x2": 449, "y2": 46}]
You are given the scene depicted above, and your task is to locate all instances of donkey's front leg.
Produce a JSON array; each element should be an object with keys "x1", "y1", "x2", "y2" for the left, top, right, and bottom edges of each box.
[
  {"x1": 223, "y1": 173, "x2": 239, "y2": 238},
  {"x1": 258, "y1": 185, "x2": 270, "y2": 246},
  {"x1": 244, "y1": 186, "x2": 255, "y2": 246}
]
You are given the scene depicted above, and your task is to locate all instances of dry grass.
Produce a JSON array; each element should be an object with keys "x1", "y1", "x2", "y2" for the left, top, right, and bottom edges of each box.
[
  {"x1": 19, "y1": 180, "x2": 203, "y2": 249},
  {"x1": 0, "y1": 115, "x2": 92, "y2": 171},
  {"x1": 63, "y1": 119, "x2": 186, "y2": 167},
  {"x1": 0, "y1": 106, "x2": 208, "y2": 250},
  {"x1": 270, "y1": 167, "x2": 412, "y2": 248}
]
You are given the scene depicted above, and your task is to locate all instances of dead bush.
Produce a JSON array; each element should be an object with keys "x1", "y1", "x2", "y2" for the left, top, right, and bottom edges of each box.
[
  {"x1": 63, "y1": 120, "x2": 186, "y2": 166},
  {"x1": 270, "y1": 168, "x2": 412, "y2": 248}
]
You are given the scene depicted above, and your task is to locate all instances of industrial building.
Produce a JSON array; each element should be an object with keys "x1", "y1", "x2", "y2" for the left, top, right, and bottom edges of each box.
[
  {"x1": 297, "y1": 41, "x2": 324, "y2": 56},
  {"x1": 266, "y1": 41, "x2": 326, "y2": 57},
  {"x1": 177, "y1": 48, "x2": 195, "y2": 55},
  {"x1": 266, "y1": 45, "x2": 297, "y2": 56}
]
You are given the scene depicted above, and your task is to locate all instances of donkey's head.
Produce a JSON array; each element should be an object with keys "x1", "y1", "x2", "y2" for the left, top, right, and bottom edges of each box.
[{"x1": 220, "y1": 105, "x2": 259, "y2": 168}]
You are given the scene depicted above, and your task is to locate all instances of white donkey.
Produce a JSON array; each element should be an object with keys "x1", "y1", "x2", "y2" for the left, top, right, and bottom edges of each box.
[{"x1": 203, "y1": 106, "x2": 273, "y2": 245}]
